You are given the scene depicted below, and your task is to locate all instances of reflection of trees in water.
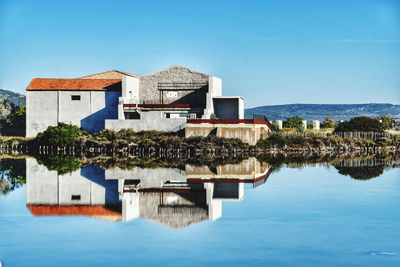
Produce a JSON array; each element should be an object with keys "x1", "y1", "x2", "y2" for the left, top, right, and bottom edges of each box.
[
  {"x1": 0, "y1": 158, "x2": 26, "y2": 195},
  {"x1": 36, "y1": 154, "x2": 86, "y2": 175},
  {"x1": 334, "y1": 156, "x2": 397, "y2": 180},
  {"x1": 334, "y1": 166, "x2": 385, "y2": 180},
  {"x1": 258, "y1": 152, "x2": 398, "y2": 180}
]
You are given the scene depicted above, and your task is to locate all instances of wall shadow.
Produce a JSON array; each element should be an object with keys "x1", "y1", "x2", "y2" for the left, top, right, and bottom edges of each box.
[{"x1": 81, "y1": 91, "x2": 120, "y2": 134}]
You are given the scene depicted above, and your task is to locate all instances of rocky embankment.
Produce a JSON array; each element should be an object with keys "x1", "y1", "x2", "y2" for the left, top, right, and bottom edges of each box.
[{"x1": 0, "y1": 132, "x2": 399, "y2": 158}]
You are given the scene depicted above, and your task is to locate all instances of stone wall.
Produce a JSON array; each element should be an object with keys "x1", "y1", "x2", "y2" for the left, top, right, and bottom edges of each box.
[{"x1": 139, "y1": 65, "x2": 209, "y2": 106}]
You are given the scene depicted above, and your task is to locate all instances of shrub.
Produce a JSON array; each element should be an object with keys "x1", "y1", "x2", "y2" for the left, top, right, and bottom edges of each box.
[
  {"x1": 283, "y1": 116, "x2": 303, "y2": 131},
  {"x1": 0, "y1": 105, "x2": 26, "y2": 136},
  {"x1": 36, "y1": 123, "x2": 88, "y2": 145},
  {"x1": 321, "y1": 116, "x2": 335, "y2": 129},
  {"x1": 375, "y1": 115, "x2": 394, "y2": 130},
  {"x1": 334, "y1": 116, "x2": 384, "y2": 133},
  {"x1": 210, "y1": 113, "x2": 218, "y2": 119},
  {"x1": 270, "y1": 122, "x2": 281, "y2": 131},
  {"x1": 256, "y1": 133, "x2": 286, "y2": 148}
]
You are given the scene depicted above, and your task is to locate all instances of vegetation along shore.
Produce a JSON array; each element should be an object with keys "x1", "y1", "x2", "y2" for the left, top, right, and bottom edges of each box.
[{"x1": 1, "y1": 118, "x2": 399, "y2": 159}]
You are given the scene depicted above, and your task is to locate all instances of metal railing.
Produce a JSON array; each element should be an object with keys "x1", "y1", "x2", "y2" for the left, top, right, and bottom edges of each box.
[{"x1": 158, "y1": 82, "x2": 207, "y2": 91}]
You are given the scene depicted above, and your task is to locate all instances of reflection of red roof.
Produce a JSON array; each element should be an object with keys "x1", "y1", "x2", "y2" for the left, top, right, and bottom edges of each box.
[
  {"x1": 26, "y1": 78, "x2": 121, "y2": 91},
  {"x1": 26, "y1": 205, "x2": 122, "y2": 222}
]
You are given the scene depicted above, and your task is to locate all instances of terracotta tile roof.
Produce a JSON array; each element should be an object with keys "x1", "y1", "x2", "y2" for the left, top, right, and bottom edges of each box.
[
  {"x1": 26, "y1": 205, "x2": 122, "y2": 222},
  {"x1": 79, "y1": 70, "x2": 140, "y2": 79},
  {"x1": 26, "y1": 78, "x2": 122, "y2": 91}
]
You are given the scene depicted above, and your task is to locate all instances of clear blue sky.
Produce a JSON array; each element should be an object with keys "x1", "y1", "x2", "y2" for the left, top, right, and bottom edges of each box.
[{"x1": 0, "y1": 0, "x2": 399, "y2": 108}]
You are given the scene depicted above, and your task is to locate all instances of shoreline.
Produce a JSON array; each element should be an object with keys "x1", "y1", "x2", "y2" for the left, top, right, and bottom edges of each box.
[{"x1": 0, "y1": 131, "x2": 399, "y2": 158}]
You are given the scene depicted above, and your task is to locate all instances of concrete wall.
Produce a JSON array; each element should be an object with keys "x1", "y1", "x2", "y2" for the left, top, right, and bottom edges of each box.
[
  {"x1": 26, "y1": 91, "x2": 58, "y2": 137},
  {"x1": 122, "y1": 76, "x2": 139, "y2": 101},
  {"x1": 26, "y1": 90, "x2": 120, "y2": 137},
  {"x1": 58, "y1": 91, "x2": 91, "y2": 126},
  {"x1": 204, "y1": 76, "x2": 222, "y2": 118},
  {"x1": 185, "y1": 123, "x2": 270, "y2": 145},
  {"x1": 238, "y1": 98, "x2": 244, "y2": 119},
  {"x1": 106, "y1": 111, "x2": 186, "y2": 132},
  {"x1": 213, "y1": 98, "x2": 239, "y2": 119},
  {"x1": 138, "y1": 65, "x2": 209, "y2": 105},
  {"x1": 80, "y1": 91, "x2": 120, "y2": 133}
]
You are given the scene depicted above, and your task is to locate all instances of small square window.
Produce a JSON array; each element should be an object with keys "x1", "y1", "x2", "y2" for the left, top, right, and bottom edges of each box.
[
  {"x1": 71, "y1": 95, "x2": 81, "y2": 101},
  {"x1": 71, "y1": 195, "x2": 81, "y2": 200}
]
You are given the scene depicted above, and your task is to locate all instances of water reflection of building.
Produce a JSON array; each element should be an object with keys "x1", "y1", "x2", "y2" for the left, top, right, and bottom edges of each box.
[
  {"x1": 26, "y1": 157, "x2": 271, "y2": 228},
  {"x1": 26, "y1": 158, "x2": 121, "y2": 222}
]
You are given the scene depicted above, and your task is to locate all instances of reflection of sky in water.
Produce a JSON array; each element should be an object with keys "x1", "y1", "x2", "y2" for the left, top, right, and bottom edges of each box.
[{"x1": 0, "y1": 162, "x2": 399, "y2": 266}]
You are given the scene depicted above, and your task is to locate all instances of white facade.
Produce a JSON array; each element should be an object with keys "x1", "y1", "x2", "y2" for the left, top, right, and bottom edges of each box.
[
  {"x1": 26, "y1": 90, "x2": 119, "y2": 137},
  {"x1": 26, "y1": 66, "x2": 245, "y2": 137}
]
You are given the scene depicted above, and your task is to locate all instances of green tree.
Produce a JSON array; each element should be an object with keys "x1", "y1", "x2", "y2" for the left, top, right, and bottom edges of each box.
[
  {"x1": 0, "y1": 104, "x2": 26, "y2": 136},
  {"x1": 334, "y1": 116, "x2": 384, "y2": 133},
  {"x1": 283, "y1": 116, "x2": 303, "y2": 131},
  {"x1": 376, "y1": 115, "x2": 394, "y2": 130},
  {"x1": 36, "y1": 123, "x2": 88, "y2": 145},
  {"x1": 210, "y1": 113, "x2": 218, "y2": 120},
  {"x1": 321, "y1": 116, "x2": 335, "y2": 128}
]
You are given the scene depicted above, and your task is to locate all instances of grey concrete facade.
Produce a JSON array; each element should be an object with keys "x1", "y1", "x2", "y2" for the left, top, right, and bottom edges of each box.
[
  {"x1": 26, "y1": 90, "x2": 119, "y2": 137},
  {"x1": 26, "y1": 65, "x2": 245, "y2": 136},
  {"x1": 139, "y1": 65, "x2": 209, "y2": 105},
  {"x1": 106, "y1": 111, "x2": 186, "y2": 132}
]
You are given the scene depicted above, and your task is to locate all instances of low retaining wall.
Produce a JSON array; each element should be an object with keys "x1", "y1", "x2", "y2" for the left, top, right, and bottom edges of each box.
[
  {"x1": 105, "y1": 118, "x2": 186, "y2": 132},
  {"x1": 185, "y1": 123, "x2": 270, "y2": 145}
]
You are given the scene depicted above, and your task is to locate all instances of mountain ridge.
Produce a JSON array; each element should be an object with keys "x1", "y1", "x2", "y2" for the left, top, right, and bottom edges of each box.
[
  {"x1": 0, "y1": 89, "x2": 25, "y2": 107},
  {"x1": 245, "y1": 103, "x2": 400, "y2": 122}
]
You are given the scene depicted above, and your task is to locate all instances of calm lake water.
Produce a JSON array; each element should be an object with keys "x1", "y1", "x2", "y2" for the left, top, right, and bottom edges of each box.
[{"x1": 0, "y1": 157, "x2": 399, "y2": 266}]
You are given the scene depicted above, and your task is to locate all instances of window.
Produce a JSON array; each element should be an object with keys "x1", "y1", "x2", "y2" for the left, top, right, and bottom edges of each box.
[
  {"x1": 71, "y1": 95, "x2": 81, "y2": 101},
  {"x1": 71, "y1": 195, "x2": 81, "y2": 200}
]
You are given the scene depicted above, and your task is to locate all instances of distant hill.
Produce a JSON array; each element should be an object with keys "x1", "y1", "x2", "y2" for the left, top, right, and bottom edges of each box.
[
  {"x1": 0, "y1": 89, "x2": 25, "y2": 107},
  {"x1": 245, "y1": 103, "x2": 400, "y2": 122},
  {"x1": 0, "y1": 89, "x2": 25, "y2": 119}
]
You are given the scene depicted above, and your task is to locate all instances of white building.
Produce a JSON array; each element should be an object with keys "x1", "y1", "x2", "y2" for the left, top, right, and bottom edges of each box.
[{"x1": 26, "y1": 66, "x2": 247, "y2": 137}]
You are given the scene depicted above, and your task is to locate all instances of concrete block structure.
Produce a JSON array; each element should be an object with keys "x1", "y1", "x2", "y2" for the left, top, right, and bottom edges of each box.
[
  {"x1": 302, "y1": 120, "x2": 307, "y2": 130},
  {"x1": 26, "y1": 65, "x2": 270, "y2": 143},
  {"x1": 313, "y1": 120, "x2": 320, "y2": 130},
  {"x1": 276, "y1": 120, "x2": 283, "y2": 129},
  {"x1": 185, "y1": 118, "x2": 271, "y2": 145}
]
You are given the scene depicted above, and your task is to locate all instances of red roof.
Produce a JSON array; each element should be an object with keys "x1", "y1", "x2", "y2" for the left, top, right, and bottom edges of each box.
[
  {"x1": 26, "y1": 78, "x2": 122, "y2": 91},
  {"x1": 26, "y1": 205, "x2": 122, "y2": 222}
]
